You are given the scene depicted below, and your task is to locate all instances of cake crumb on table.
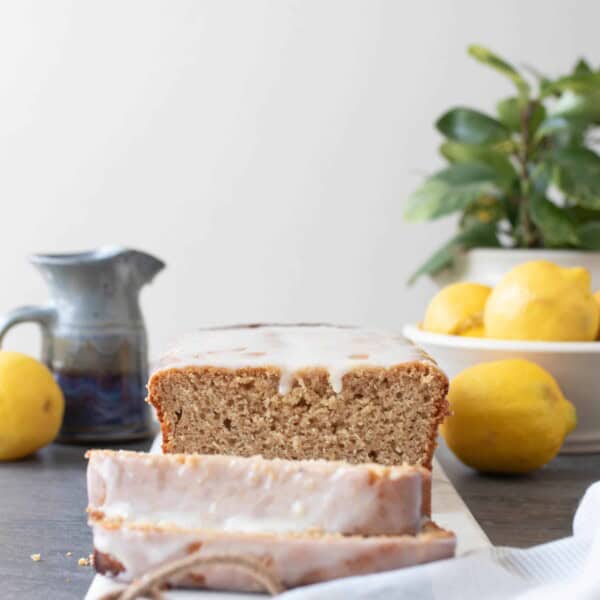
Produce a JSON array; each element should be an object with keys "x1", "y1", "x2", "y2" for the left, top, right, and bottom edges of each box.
[
  {"x1": 30, "y1": 554, "x2": 41, "y2": 562},
  {"x1": 65, "y1": 551, "x2": 72, "y2": 557},
  {"x1": 78, "y1": 557, "x2": 91, "y2": 566}
]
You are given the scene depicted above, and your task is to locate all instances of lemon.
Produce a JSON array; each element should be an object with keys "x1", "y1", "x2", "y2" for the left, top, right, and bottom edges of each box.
[
  {"x1": 441, "y1": 359, "x2": 576, "y2": 473},
  {"x1": 594, "y1": 291, "x2": 600, "y2": 339},
  {"x1": 484, "y1": 260, "x2": 599, "y2": 341},
  {"x1": 0, "y1": 352, "x2": 64, "y2": 460},
  {"x1": 422, "y1": 282, "x2": 491, "y2": 336},
  {"x1": 459, "y1": 325, "x2": 485, "y2": 338}
]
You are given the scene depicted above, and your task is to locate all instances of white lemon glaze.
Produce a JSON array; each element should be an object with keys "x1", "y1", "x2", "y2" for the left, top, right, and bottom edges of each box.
[
  {"x1": 87, "y1": 450, "x2": 426, "y2": 536},
  {"x1": 152, "y1": 324, "x2": 428, "y2": 394}
]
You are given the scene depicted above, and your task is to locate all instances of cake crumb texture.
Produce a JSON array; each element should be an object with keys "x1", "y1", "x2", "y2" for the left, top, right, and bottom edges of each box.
[{"x1": 149, "y1": 362, "x2": 448, "y2": 469}]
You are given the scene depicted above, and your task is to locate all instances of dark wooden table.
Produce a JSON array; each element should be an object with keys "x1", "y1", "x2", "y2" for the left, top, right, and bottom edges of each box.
[{"x1": 1, "y1": 440, "x2": 598, "y2": 599}]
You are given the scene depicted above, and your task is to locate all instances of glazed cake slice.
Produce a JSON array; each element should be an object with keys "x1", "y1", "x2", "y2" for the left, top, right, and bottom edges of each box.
[
  {"x1": 148, "y1": 324, "x2": 449, "y2": 469},
  {"x1": 87, "y1": 450, "x2": 430, "y2": 536},
  {"x1": 91, "y1": 518, "x2": 455, "y2": 592}
]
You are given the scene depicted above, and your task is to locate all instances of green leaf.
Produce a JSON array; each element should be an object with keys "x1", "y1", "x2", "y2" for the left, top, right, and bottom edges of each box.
[
  {"x1": 574, "y1": 58, "x2": 593, "y2": 76},
  {"x1": 496, "y1": 97, "x2": 546, "y2": 133},
  {"x1": 436, "y1": 108, "x2": 510, "y2": 145},
  {"x1": 528, "y1": 195, "x2": 579, "y2": 247},
  {"x1": 552, "y1": 89, "x2": 600, "y2": 122},
  {"x1": 498, "y1": 195, "x2": 519, "y2": 230},
  {"x1": 408, "y1": 222, "x2": 500, "y2": 284},
  {"x1": 440, "y1": 141, "x2": 517, "y2": 181},
  {"x1": 530, "y1": 162, "x2": 552, "y2": 196},
  {"x1": 526, "y1": 101, "x2": 547, "y2": 133},
  {"x1": 407, "y1": 244, "x2": 456, "y2": 285},
  {"x1": 542, "y1": 72, "x2": 600, "y2": 97},
  {"x1": 468, "y1": 45, "x2": 530, "y2": 96},
  {"x1": 550, "y1": 148, "x2": 600, "y2": 208},
  {"x1": 536, "y1": 116, "x2": 574, "y2": 137},
  {"x1": 460, "y1": 195, "x2": 506, "y2": 230},
  {"x1": 535, "y1": 115, "x2": 588, "y2": 147},
  {"x1": 496, "y1": 97, "x2": 521, "y2": 131},
  {"x1": 564, "y1": 206, "x2": 600, "y2": 225},
  {"x1": 404, "y1": 163, "x2": 504, "y2": 221},
  {"x1": 577, "y1": 222, "x2": 600, "y2": 249}
]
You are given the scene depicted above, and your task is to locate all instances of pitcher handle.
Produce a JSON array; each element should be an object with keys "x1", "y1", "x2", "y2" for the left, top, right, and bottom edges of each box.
[{"x1": 0, "y1": 305, "x2": 57, "y2": 363}]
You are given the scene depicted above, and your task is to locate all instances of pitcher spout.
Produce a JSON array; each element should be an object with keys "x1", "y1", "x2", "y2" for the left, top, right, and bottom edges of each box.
[{"x1": 125, "y1": 250, "x2": 166, "y2": 286}]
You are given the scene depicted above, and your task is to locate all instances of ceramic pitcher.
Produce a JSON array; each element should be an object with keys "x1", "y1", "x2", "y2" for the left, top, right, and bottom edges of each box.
[{"x1": 0, "y1": 247, "x2": 165, "y2": 442}]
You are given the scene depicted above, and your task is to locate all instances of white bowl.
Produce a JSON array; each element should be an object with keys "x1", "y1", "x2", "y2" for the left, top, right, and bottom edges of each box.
[{"x1": 403, "y1": 323, "x2": 600, "y2": 454}]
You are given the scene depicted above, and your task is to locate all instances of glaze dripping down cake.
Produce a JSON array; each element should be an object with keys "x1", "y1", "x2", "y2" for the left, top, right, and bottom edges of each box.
[{"x1": 148, "y1": 324, "x2": 449, "y2": 469}]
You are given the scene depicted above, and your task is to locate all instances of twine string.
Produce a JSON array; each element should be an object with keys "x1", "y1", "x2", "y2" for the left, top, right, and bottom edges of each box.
[{"x1": 100, "y1": 553, "x2": 285, "y2": 600}]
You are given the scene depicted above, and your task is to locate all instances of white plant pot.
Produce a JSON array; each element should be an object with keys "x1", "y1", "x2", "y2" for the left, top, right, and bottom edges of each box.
[{"x1": 432, "y1": 248, "x2": 600, "y2": 289}]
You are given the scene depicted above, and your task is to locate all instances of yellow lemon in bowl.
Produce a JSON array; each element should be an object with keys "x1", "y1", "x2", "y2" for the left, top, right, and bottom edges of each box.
[
  {"x1": 0, "y1": 351, "x2": 64, "y2": 461},
  {"x1": 594, "y1": 290, "x2": 600, "y2": 339},
  {"x1": 441, "y1": 359, "x2": 576, "y2": 473},
  {"x1": 484, "y1": 260, "x2": 599, "y2": 341},
  {"x1": 422, "y1": 282, "x2": 491, "y2": 337}
]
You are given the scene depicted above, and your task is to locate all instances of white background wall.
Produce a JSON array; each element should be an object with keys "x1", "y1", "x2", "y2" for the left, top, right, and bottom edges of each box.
[{"x1": 1, "y1": 0, "x2": 599, "y2": 358}]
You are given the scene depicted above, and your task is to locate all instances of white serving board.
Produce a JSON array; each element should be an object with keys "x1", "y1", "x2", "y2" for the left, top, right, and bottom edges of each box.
[{"x1": 86, "y1": 447, "x2": 489, "y2": 600}]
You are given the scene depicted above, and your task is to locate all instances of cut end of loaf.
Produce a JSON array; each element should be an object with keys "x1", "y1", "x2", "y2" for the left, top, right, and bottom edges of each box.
[{"x1": 148, "y1": 362, "x2": 448, "y2": 469}]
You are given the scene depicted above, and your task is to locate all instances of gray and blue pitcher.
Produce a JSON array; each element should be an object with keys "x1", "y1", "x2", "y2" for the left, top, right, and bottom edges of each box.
[{"x1": 0, "y1": 247, "x2": 164, "y2": 443}]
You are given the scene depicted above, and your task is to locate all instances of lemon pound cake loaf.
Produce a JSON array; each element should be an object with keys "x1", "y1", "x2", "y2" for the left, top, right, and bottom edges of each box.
[{"x1": 148, "y1": 324, "x2": 449, "y2": 469}]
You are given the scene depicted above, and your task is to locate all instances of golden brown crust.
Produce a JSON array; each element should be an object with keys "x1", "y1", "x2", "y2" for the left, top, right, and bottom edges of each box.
[
  {"x1": 93, "y1": 549, "x2": 125, "y2": 576},
  {"x1": 87, "y1": 509, "x2": 106, "y2": 521},
  {"x1": 421, "y1": 475, "x2": 432, "y2": 517}
]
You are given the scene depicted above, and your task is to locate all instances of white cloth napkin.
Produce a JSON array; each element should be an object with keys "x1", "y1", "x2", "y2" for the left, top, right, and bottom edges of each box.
[{"x1": 279, "y1": 482, "x2": 600, "y2": 600}]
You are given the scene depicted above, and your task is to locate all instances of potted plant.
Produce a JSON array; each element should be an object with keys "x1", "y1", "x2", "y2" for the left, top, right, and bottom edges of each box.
[{"x1": 405, "y1": 45, "x2": 600, "y2": 287}]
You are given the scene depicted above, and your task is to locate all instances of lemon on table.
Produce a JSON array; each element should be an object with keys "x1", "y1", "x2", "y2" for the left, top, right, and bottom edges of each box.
[
  {"x1": 594, "y1": 290, "x2": 600, "y2": 339},
  {"x1": 484, "y1": 260, "x2": 599, "y2": 341},
  {"x1": 441, "y1": 359, "x2": 576, "y2": 473},
  {"x1": 0, "y1": 351, "x2": 64, "y2": 461},
  {"x1": 422, "y1": 282, "x2": 491, "y2": 337}
]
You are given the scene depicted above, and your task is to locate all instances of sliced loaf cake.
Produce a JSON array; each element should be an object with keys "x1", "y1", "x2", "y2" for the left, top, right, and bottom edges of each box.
[
  {"x1": 91, "y1": 519, "x2": 455, "y2": 592},
  {"x1": 87, "y1": 450, "x2": 430, "y2": 536}
]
